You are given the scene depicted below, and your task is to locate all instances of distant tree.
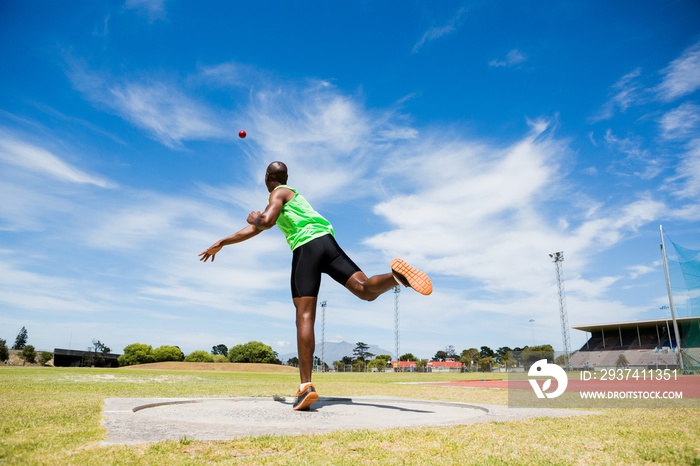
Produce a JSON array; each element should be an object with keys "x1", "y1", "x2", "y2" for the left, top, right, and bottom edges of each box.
[
  {"x1": 478, "y1": 356, "x2": 496, "y2": 372},
  {"x1": 335, "y1": 356, "x2": 353, "y2": 371},
  {"x1": 152, "y1": 345, "x2": 185, "y2": 362},
  {"x1": 92, "y1": 339, "x2": 111, "y2": 354},
  {"x1": 616, "y1": 354, "x2": 630, "y2": 368},
  {"x1": 432, "y1": 350, "x2": 448, "y2": 361},
  {"x1": 13, "y1": 327, "x2": 28, "y2": 350},
  {"x1": 0, "y1": 338, "x2": 9, "y2": 362},
  {"x1": 445, "y1": 345, "x2": 457, "y2": 358},
  {"x1": 228, "y1": 341, "x2": 281, "y2": 364},
  {"x1": 368, "y1": 358, "x2": 387, "y2": 371},
  {"x1": 84, "y1": 339, "x2": 113, "y2": 366},
  {"x1": 399, "y1": 353, "x2": 418, "y2": 362},
  {"x1": 211, "y1": 344, "x2": 229, "y2": 356},
  {"x1": 287, "y1": 356, "x2": 299, "y2": 367},
  {"x1": 480, "y1": 346, "x2": 495, "y2": 358},
  {"x1": 495, "y1": 346, "x2": 512, "y2": 363},
  {"x1": 460, "y1": 348, "x2": 480, "y2": 371},
  {"x1": 521, "y1": 344, "x2": 555, "y2": 368},
  {"x1": 20, "y1": 345, "x2": 36, "y2": 364},
  {"x1": 39, "y1": 351, "x2": 52, "y2": 366},
  {"x1": 500, "y1": 352, "x2": 513, "y2": 370},
  {"x1": 416, "y1": 359, "x2": 428, "y2": 372},
  {"x1": 118, "y1": 343, "x2": 154, "y2": 366},
  {"x1": 184, "y1": 350, "x2": 214, "y2": 362},
  {"x1": 313, "y1": 356, "x2": 328, "y2": 371},
  {"x1": 372, "y1": 354, "x2": 391, "y2": 371},
  {"x1": 352, "y1": 359, "x2": 365, "y2": 372},
  {"x1": 509, "y1": 347, "x2": 528, "y2": 367},
  {"x1": 554, "y1": 354, "x2": 567, "y2": 367},
  {"x1": 353, "y1": 342, "x2": 374, "y2": 370}
]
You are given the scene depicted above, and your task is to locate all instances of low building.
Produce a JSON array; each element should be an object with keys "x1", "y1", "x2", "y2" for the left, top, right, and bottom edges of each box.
[
  {"x1": 427, "y1": 358, "x2": 463, "y2": 372},
  {"x1": 53, "y1": 348, "x2": 121, "y2": 368},
  {"x1": 391, "y1": 360, "x2": 418, "y2": 372}
]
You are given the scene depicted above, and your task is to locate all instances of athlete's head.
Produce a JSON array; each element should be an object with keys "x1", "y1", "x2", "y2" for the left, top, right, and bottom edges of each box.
[{"x1": 265, "y1": 161, "x2": 288, "y2": 191}]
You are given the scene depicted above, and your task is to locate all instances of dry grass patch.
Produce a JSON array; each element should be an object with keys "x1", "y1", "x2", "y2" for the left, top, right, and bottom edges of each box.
[{"x1": 120, "y1": 362, "x2": 298, "y2": 373}]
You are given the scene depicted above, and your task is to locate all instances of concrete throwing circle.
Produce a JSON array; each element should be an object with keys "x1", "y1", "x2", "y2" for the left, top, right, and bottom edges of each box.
[{"x1": 102, "y1": 396, "x2": 593, "y2": 444}]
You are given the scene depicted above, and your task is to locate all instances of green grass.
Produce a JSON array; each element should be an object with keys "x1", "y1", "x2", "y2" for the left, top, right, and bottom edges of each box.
[{"x1": 1, "y1": 367, "x2": 698, "y2": 465}]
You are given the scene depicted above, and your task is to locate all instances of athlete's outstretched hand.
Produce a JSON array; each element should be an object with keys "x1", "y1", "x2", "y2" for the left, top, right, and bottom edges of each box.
[{"x1": 199, "y1": 242, "x2": 222, "y2": 262}]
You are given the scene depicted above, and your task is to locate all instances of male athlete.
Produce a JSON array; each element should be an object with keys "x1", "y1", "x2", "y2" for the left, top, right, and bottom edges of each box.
[{"x1": 199, "y1": 161, "x2": 432, "y2": 411}]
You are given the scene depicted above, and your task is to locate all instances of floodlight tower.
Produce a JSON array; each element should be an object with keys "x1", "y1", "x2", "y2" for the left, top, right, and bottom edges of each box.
[
  {"x1": 550, "y1": 252, "x2": 572, "y2": 369},
  {"x1": 320, "y1": 301, "x2": 327, "y2": 372},
  {"x1": 394, "y1": 286, "x2": 400, "y2": 363}
]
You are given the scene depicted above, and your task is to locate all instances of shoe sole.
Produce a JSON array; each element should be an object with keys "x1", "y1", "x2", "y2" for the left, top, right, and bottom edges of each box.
[
  {"x1": 391, "y1": 259, "x2": 433, "y2": 295},
  {"x1": 293, "y1": 391, "x2": 319, "y2": 411}
]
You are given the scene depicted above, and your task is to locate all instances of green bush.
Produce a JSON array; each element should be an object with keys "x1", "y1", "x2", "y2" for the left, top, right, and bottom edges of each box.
[
  {"x1": 20, "y1": 345, "x2": 36, "y2": 364},
  {"x1": 0, "y1": 338, "x2": 8, "y2": 362},
  {"x1": 184, "y1": 350, "x2": 213, "y2": 363},
  {"x1": 227, "y1": 341, "x2": 281, "y2": 364},
  {"x1": 118, "y1": 343, "x2": 154, "y2": 366},
  {"x1": 152, "y1": 345, "x2": 185, "y2": 362},
  {"x1": 39, "y1": 352, "x2": 53, "y2": 366}
]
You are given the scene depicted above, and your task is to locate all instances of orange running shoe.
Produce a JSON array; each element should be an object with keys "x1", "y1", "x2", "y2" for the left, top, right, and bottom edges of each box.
[
  {"x1": 391, "y1": 259, "x2": 432, "y2": 295},
  {"x1": 292, "y1": 384, "x2": 319, "y2": 411}
]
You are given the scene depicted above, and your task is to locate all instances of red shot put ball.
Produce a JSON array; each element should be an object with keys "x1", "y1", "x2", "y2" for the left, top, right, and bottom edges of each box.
[{"x1": 238, "y1": 130, "x2": 247, "y2": 139}]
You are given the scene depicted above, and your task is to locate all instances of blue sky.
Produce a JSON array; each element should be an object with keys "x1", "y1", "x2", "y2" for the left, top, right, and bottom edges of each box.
[{"x1": 1, "y1": 1, "x2": 699, "y2": 361}]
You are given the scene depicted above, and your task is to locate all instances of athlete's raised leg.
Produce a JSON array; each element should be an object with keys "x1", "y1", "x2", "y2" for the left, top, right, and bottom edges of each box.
[
  {"x1": 344, "y1": 271, "x2": 397, "y2": 301},
  {"x1": 344, "y1": 259, "x2": 433, "y2": 300}
]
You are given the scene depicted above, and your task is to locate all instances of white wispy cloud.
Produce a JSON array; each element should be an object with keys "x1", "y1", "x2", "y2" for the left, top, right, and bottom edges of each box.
[
  {"x1": 412, "y1": 7, "x2": 468, "y2": 54},
  {"x1": 66, "y1": 63, "x2": 229, "y2": 148},
  {"x1": 659, "y1": 102, "x2": 700, "y2": 140},
  {"x1": 593, "y1": 41, "x2": 700, "y2": 122},
  {"x1": 194, "y1": 62, "x2": 265, "y2": 88},
  {"x1": 245, "y1": 80, "x2": 415, "y2": 205},
  {"x1": 667, "y1": 138, "x2": 700, "y2": 200},
  {"x1": 488, "y1": 49, "x2": 527, "y2": 68},
  {"x1": 591, "y1": 68, "x2": 644, "y2": 121},
  {"x1": 603, "y1": 129, "x2": 663, "y2": 180},
  {"x1": 365, "y1": 120, "x2": 663, "y2": 305},
  {"x1": 627, "y1": 264, "x2": 655, "y2": 280},
  {"x1": 0, "y1": 131, "x2": 112, "y2": 188},
  {"x1": 656, "y1": 40, "x2": 700, "y2": 102},
  {"x1": 0, "y1": 261, "x2": 113, "y2": 314},
  {"x1": 108, "y1": 81, "x2": 229, "y2": 148}
]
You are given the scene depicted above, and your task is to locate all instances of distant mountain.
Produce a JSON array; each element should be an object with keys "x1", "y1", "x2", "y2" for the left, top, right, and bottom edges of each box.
[{"x1": 279, "y1": 341, "x2": 393, "y2": 366}]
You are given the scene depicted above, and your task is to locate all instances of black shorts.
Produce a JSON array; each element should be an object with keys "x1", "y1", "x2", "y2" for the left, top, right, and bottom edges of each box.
[{"x1": 290, "y1": 234, "x2": 361, "y2": 298}]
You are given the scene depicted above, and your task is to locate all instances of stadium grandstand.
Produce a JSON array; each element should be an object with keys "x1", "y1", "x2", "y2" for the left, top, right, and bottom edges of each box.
[
  {"x1": 569, "y1": 317, "x2": 700, "y2": 370},
  {"x1": 569, "y1": 227, "x2": 699, "y2": 373}
]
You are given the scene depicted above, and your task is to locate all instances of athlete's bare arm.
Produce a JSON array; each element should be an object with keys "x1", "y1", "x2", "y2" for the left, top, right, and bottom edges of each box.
[
  {"x1": 247, "y1": 187, "x2": 293, "y2": 230},
  {"x1": 198, "y1": 225, "x2": 262, "y2": 262},
  {"x1": 198, "y1": 187, "x2": 294, "y2": 263}
]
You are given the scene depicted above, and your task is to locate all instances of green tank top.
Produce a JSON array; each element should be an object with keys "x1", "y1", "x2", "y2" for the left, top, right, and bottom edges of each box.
[{"x1": 272, "y1": 185, "x2": 334, "y2": 250}]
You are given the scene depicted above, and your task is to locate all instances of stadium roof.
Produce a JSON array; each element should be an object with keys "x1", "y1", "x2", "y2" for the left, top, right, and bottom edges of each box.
[{"x1": 572, "y1": 316, "x2": 699, "y2": 333}]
